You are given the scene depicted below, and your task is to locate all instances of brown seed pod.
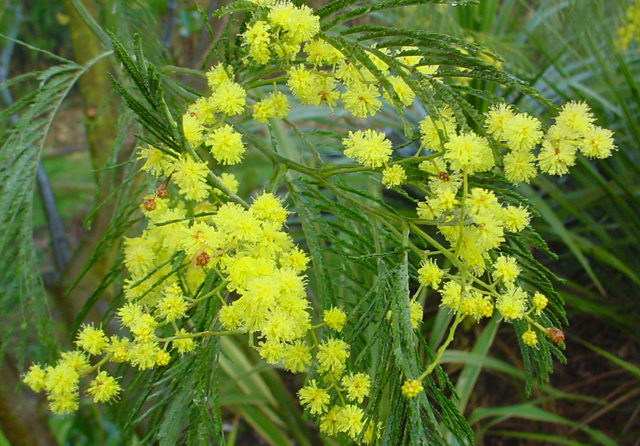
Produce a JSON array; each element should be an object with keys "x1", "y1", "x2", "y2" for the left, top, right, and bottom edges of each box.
[
  {"x1": 143, "y1": 198, "x2": 156, "y2": 212},
  {"x1": 437, "y1": 171, "x2": 450, "y2": 182},
  {"x1": 155, "y1": 187, "x2": 170, "y2": 199},
  {"x1": 195, "y1": 251, "x2": 210, "y2": 267},
  {"x1": 547, "y1": 327, "x2": 565, "y2": 344}
]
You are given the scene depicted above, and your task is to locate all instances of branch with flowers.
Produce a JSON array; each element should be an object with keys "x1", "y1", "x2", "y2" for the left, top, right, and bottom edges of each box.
[{"x1": 23, "y1": 0, "x2": 616, "y2": 444}]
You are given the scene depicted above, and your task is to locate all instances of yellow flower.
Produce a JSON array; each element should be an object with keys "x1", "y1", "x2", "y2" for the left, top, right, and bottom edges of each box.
[
  {"x1": 443, "y1": 132, "x2": 494, "y2": 173},
  {"x1": 580, "y1": 126, "x2": 615, "y2": 159},
  {"x1": 157, "y1": 284, "x2": 188, "y2": 322},
  {"x1": 87, "y1": 371, "x2": 121, "y2": 403},
  {"x1": 268, "y1": 3, "x2": 319, "y2": 44},
  {"x1": 23, "y1": 364, "x2": 47, "y2": 392},
  {"x1": 76, "y1": 324, "x2": 109, "y2": 356},
  {"x1": 336, "y1": 404, "x2": 365, "y2": 439},
  {"x1": 298, "y1": 379, "x2": 330, "y2": 415},
  {"x1": 417, "y1": 259, "x2": 443, "y2": 289},
  {"x1": 323, "y1": 307, "x2": 347, "y2": 332},
  {"x1": 341, "y1": 372, "x2": 371, "y2": 403},
  {"x1": 243, "y1": 21, "x2": 271, "y2": 65},
  {"x1": 137, "y1": 145, "x2": 174, "y2": 177},
  {"x1": 381, "y1": 165, "x2": 407, "y2": 188},
  {"x1": 501, "y1": 205, "x2": 530, "y2": 232},
  {"x1": 503, "y1": 150, "x2": 537, "y2": 183},
  {"x1": 485, "y1": 103, "x2": 514, "y2": 141},
  {"x1": 401, "y1": 379, "x2": 423, "y2": 398},
  {"x1": 502, "y1": 113, "x2": 543, "y2": 152},
  {"x1": 281, "y1": 340, "x2": 312, "y2": 373},
  {"x1": 304, "y1": 39, "x2": 344, "y2": 65},
  {"x1": 107, "y1": 336, "x2": 131, "y2": 362},
  {"x1": 538, "y1": 140, "x2": 577, "y2": 176},
  {"x1": 182, "y1": 112, "x2": 204, "y2": 146},
  {"x1": 496, "y1": 286, "x2": 527, "y2": 320},
  {"x1": 45, "y1": 363, "x2": 79, "y2": 397},
  {"x1": 129, "y1": 342, "x2": 160, "y2": 370},
  {"x1": 532, "y1": 292, "x2": 548, "y2": 315},
  {"x1": 555, "y1": 101, "x2": 595, "y2": 138},
  {"x1": 173, "y1": 329, "x2": 197, "y2": 355},
  {"x1": 342, "y1": 129, "x2": 392, "y2": 168},
  {"x1": 522, "y1": 330, "x2": 538, "y2": 346},
  {"x1": 316, "y1": 338, "x2": 349, "y2": 375},
  {"x1": 206, "y1": 63, "x2": 232, "y2": 90},
  {"x1": 48, "y1": 393, "x2": 79, "y2": 415},
  {"x1": 250, "y1": 192, "x2": 289, "y2": 226},
  {"x1": 173, "y1": 155, "x2": 211, "y2": 201},
  {"x1": 210, "y1": 81, "x2": 246, "y2": 116},
  {"x1": 493, "y1": 255, "x2": 520, "y2": 285},
  {"x1": 383, "y1": 75, "x2": 415, "y2": 106},
  {"x1": 342, "y1": 82, "x2": 382, "y2": 118}
]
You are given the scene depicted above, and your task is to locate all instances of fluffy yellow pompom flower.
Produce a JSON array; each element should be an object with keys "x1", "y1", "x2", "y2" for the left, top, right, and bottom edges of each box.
[
  {"x1": 129, "y1": 342, "x2": 160, "y2": 370},
  {"x1": 538, "y1": 140, "x2": 576, "y2": 176},
  {"x1": 49, "y1": 393, "x2": 79, "y2": 415},
  {"x1": 107, "y1": 336, "x2": 131, "y2": 362},
  {"x1": 580, "y1": 126, "x2": 615, "y2": 159},
  {"x1": 485, "y1": 103, "x2": 515, "y2": 140},
  {"x1": 323, "y1": 307, "x2": 347, "y2": 332},
  {"x1": 419, "y1": 109, "x2": 457, "y2": 151},
  {"x1": 214, "y1": 172, "x2": 239, "y2": 196},
  {"x1": 205, "y1": 124, "x2": 245, "y2": 165},
  {"x1": 555, "y1": 101, "x2": 595, "y2": 137},
  {"x1": 253, "y1": 91, "x2": 290, "y2": 122},
  {"x1": 182, "y1": 112, "x2": 204, "y2": 146},
  {"x1": 268, "y1": 3, "x2": 319, "y2": 45},
  {"x1": 335, "y1": 405, "x2": 365, "y2": 439},
  {"x1": 417, "y1": 258, "x2": 443, "y2": 289},
  {"x1": 381, "y1": 165, "x2": 407, "y2": 188},
  {"x1": 342, "y1": 129, "x2": 392, "y2": 168},
  {"x1": 341, "y1": 373, "x2": 371, "y2": 403},
  {"x1": 401, "y1": 379, "x2": 423, "y2": 398},
  {"x1": 501, "y1": 205, "x2": 531, "y2": 232},
  {"x1": 503, "y1": 150, "x2": 537, "y2": 183},
  {"x1": 532, "y1": 292, "x2": 548, "y2": 315},
  {"x1": 137, "y1": 145, "x2": 174, "y2": 177},
  {"x1": 496, "y1": 286, "x2": 527, "y2": 320},
  {"x1": 305, "y1": 39, "x2": 344, "y2": 65},
  {"x1": 45, "y1": 363, "x2": 79, "y2": 397},
  {"x1": 298, "y1": 379, "x2": 330, "y2": 415},
  {"x1": 281, "y1": 340, "x2": 312, "y2": 373},
  {"x1": 316, "y1": 338, "x2": 349, "y2": 375},
  {"x1": 87, "y1": 371, "x2": 121, "y2": 403},
  {"x1": 522, "y1": 330, "x2": 538, "y2": 347},
  {"x1": 206, "y1": 63, "x2": 232, "y2": 90},
  {"x1": 60, "y1": 351, "x2": 90, "y2": 371},
  {"x1": 243, "y1": 20, "x2": 271, "y2": 65},
  {"x1": 76, "y1": 324, "x2": 109, "y2": 356},
  {"x1": 342, "y1": 82, "x2": 382, "y2": 118},
  {"x1": 443, "y1": 132, "x2": 494, "y2": 173},
  {"x1": 210, "y1": 81, "x2": 246, "y2": 116},
  {"x1": 493, "y1": 255, "x2": 520, "y2": 285},
  {"x1": 250, "y1": 192, "x2": 289, "y2": 225},
  {"x1": 173, "y1": 155, "x2": 211, "y2": 201},
  {"x1": 23, "y1": 364, "x2": 48, "y2": 392},
  {"x1": 173, "y1": 329, "x2": 197, "y2": 355},
  {"x1": 503, "y1": 113, "x2": 543, "y2": 152},
  {"x1": 158, "y1": 284, "x2": 188, "y2": 322}
]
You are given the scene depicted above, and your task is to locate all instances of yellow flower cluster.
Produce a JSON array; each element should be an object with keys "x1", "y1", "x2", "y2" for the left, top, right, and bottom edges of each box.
[
  {"x1": 23, "y1": 2, "x2": 619, "y2": 438},
  {"x1": 616, "y1": 0, "x2": 640, "y2": 52}
]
